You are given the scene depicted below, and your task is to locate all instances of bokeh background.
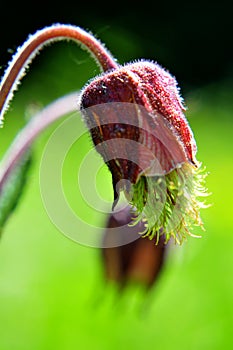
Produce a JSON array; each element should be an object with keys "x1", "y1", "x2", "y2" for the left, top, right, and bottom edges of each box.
[{"x1": 0, "y1": 2, "x2": 232, "y2": 350}]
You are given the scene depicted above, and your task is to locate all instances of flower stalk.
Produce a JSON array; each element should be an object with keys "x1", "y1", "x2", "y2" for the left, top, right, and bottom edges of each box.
[
  {"x1": 0, "y1": 92, "x2": 78, "y2": 194},
  {"x1": 0, "y1": 24, "x2": 118, "y2": 124}
]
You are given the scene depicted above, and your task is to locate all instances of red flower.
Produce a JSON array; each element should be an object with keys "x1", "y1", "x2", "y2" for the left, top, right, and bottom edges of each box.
[{"x1": 80, "y1": 60, "x2": 208, "y2": 244}]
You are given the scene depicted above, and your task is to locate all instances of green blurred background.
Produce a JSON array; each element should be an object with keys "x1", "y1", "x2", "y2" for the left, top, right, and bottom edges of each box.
[{"x1": 0, "y1": 2, "x2": 233, "y2": 349}]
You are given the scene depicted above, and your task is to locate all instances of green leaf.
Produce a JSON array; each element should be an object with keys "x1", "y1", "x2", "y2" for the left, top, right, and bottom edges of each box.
[{"x1": 0, "y1": 151, "x2": 32, "y2": 235}]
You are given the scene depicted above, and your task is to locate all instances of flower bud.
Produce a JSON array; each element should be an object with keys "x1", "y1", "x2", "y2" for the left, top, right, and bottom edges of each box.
[
  {"x1": 79, "y1": 60, "x2": 207, "y2": 244},
  {"x1": 102, "y1": 206, "x2": 166, "y2": 288}
]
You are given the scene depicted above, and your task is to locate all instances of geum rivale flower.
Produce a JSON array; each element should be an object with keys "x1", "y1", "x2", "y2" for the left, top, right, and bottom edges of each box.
[{"x1": 80, "y1": 60, "x2": 208, "y2": 244}]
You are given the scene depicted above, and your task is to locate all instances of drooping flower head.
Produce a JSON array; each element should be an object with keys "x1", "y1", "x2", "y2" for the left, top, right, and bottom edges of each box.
[{"x1": 80, "y1": 60, "x2": 208, "y2": 244}]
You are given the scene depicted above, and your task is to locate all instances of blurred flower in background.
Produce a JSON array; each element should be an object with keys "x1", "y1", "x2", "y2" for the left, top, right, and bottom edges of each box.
[{"x1": 102, "y1": 206, "x2": 166, "y2": 288}]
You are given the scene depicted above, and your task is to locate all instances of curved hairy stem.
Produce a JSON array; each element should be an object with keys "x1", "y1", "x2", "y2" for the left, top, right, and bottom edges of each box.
[
  {"x1": 0, "y1": 92, "x2": 78, "y2": 194},
  {"x1": 0, "y1": 24, "x2": 118, "y2": 124}
]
